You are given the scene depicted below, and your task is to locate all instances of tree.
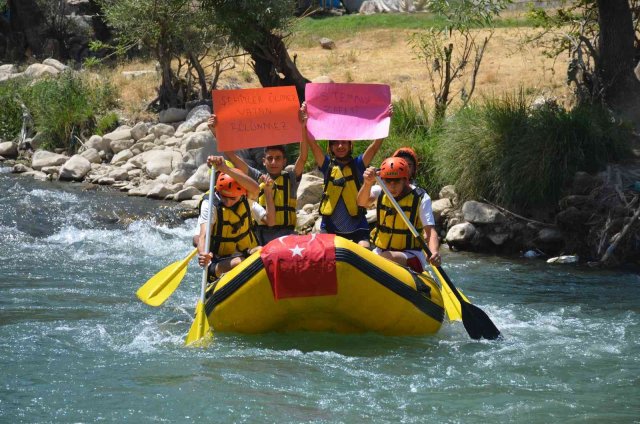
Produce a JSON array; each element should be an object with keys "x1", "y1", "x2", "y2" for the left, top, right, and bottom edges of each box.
[
  {"x1": 98, "y1": 0, "x2": 238, "y2": 110},
  {"x1": 410, "y1": 0, "x2": 508, "y2": 121},
  {"x1": 200, "y1": 0, "x2": 309, "y2": 101},
  {"x1": 529, "y1": 0, "x2": 640, "y2": 125}
]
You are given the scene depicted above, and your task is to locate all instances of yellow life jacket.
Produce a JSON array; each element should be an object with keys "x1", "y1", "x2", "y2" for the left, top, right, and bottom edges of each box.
[
  {"x1": 319, "y1": 158, "x2": 362, "y2": 217},
  {"x1": 371, "y1": 188, "x2": 425, "y2": 251},
  {"x1": 257, "y1": 171, "x2": 297, "y2": 229},
  {"x1": 202, "y1": 193, "x2": 258, "y2": 257}
]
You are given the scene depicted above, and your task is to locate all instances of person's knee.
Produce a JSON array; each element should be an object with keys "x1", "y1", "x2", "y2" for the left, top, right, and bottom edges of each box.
[{"x1": 358, "y1": 240, "x2": 370, "y2": 248}]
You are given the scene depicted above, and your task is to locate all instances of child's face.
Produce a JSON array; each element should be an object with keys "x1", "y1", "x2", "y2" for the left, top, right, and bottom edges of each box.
[
  {"x1": 382, "y1": 177, "x2": 409, "y2": 198},
  {"x1": 263, "y1": 149, "x2": 286, "y2": 175},
  {"x1": 330, "y1": 140, "x2": 351, "y2": 159},
  {"x1": 219, "y1": 194, "x2": 241, "y2": 207}
]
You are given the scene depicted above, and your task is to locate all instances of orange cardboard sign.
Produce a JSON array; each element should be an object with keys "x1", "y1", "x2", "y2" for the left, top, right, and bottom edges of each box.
[{"x1": 212, "y1": 86, "x2": 301, "y2": 151}]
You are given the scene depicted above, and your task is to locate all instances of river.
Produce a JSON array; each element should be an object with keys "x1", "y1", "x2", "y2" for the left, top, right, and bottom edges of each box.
[{"x1": 1, "y1": 169, "x2": 638, "y2": 423}]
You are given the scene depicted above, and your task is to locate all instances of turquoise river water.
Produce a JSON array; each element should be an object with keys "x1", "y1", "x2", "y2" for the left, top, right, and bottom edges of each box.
[{"x1": 1, "y1": 170, "x2": 639, "y2": 423}]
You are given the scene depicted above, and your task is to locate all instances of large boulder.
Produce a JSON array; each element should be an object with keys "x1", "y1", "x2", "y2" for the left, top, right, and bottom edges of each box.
[
  {"x1": 183, "y1": 163, "x2": 211, "y2": 191},
  {"x1": 23, "y1": 63, "x2": 59, "y2": 78},
  {"x1": 103, "y1": 128, "x2": 132, "y2": 148},
  {"x1": 159, "y1": 108, "x2": 188, "y2": 124},
  {"x1": 182, "y1": 131, "x2": 213, "y2": 151},
  {"x1": 110, "y1": 138, "x2": 135, "y2": 154},
  {"x1": 130, "y1": 122, "x2": 149, "y2": 141},
  {"x1": 59, "y1": 155, "x2": 91, "y2": 181},
  {"x1": 296, "y1": 173, "x2": 324, "y2": 208},
  {"x1": 177, "y1": 105, "x2": 211, "y2": 134},
  {"x1": 31, "y1": 150, "x2": 69, "y2": 170},
  {"x1": 42, "y1": 58, "x2": 68, "y2": 72},
  {"x1": 432, "y1": 198, "x2": 453, "y2": 222},
  {"x1": 150, "y1": 123, "x2": 175, "y2": 138},
  {"x1": 0, "y1": 141, "x2": 18, "y2": 158},
  {"x1": 111, "y1": 149, "x2": 134, "y2": 165},
  {"x1": 129, "y1": 150, "x2": 182, "y2": 178},
  {"x1": 446, "y1": 222, "x2": 477, "y2": 248},
  {"x1": 79, "y1": 147, "x2": 101, "y2": 164},
  {"x1": 462, "y1": 201, "x2": 505, "y2": 225},
  {"x1": 85, "y1": 135, "x2": 111, "y2": 153}
]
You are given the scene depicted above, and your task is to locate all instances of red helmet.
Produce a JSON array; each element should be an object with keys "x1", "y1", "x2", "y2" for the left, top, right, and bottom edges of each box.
[
  {"x1": 215, "y1": 172, "x2": 246, "y2": 197},
  {"x1": 380, "y1": 157, "x2": 409, "y2": 179},
  {"x1": 393, "y1": 147, "x2": 418, "y2": 169}
]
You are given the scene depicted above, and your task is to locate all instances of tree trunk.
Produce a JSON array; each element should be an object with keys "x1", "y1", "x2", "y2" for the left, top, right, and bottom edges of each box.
[
  {"x1": 597, "y1": 0, "x2": 640, "y2": 126},
  {"x1": 157, "y1": 44, "x2": 179, "y2": 110},
  {"x1": 247, "y1": 31, "x2": 309, "y2": 102}
]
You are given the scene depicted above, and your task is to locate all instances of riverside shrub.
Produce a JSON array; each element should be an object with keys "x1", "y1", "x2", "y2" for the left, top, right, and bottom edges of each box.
[
  {"x1": 0, "y1": 79, "x2": 27, "y2": 141},
  {"x1": 434, "y1": 93, "x2": 632, "y2": 211}
]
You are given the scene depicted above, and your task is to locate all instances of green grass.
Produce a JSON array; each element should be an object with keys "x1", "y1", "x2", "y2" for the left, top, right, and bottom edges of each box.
[
  {"x1": 0, "y1": 79, "x2": 26, "y2": 141},
  {"x1": 290, "y1": 11, "x2": 535, "y2": 46},
  {"x1": 433, "y1": 91, "x2": 632, "y2": 211}
]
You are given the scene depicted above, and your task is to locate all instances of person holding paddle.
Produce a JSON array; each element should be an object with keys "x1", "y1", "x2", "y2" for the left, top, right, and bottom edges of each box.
[
  {"x1": 306, "y1": 103, "x2": 392, "y2": 248},
  {"x1": 196, "y1": 156, "x2": 275, "y2": 280},
  {"x1": 207, "y1": 109, "x2": 309, "y2": 245},
  {"x1": 357, "y1": 156, "x2": 441, "y2": 272}
]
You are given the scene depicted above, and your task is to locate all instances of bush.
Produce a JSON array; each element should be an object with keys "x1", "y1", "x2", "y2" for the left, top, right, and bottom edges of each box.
[
  {"x1": 0, "y1": 79, "x2": 27, "y2": 141},
  {"x1": 1, "y1": 72, "x2": 120, "y2": 152},
  {"x1": 434, "y1": 92, "x2": 632, "y2": 211},
  {"x1": 95, "y1": 112, "x2": 119, "y2": 135}
]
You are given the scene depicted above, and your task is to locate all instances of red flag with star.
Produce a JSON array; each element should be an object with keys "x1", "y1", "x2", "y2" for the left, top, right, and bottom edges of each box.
[{"x1": 260, "y1": 234, "x2": 337, "y2": 300}]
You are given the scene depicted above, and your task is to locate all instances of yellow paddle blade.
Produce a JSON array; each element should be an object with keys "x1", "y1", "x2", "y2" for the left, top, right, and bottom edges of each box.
[
  {"x1": 431, "y1": 265, "x2": 462, "y2": 322},
  {"x1": 185, "y1": 300, "x2": 212, "y2": 346},
  {"x1": 136, "y1": 249, "x2": 198, "y2": 307}
]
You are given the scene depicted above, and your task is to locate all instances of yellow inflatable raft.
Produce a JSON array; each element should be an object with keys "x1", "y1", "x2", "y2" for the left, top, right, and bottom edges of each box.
[{"x1": 204, "y1": 234, "x2": 444, "y2": 336}]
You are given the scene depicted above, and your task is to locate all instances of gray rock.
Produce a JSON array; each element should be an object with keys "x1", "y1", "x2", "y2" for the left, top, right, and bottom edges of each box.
[
  {"x1": 537, "y1": 227, "x2": 564, "y2": 244},
  {"x1": 0, "y1": 141, "x2": 18, "y2": 158},
  {"x1": 147, "y1": 183, "x2": 182, "y2": 199},
  {"x1": 174, "y1": 186, "x2": 202, "y2": 201},
  {"x1": 134, "y1": 150, "x2": 182, "y2": 178},
  {"x1": 183, "y1": 163, "x2": 211, "y2": 191},
  {"x1": 487, "y1": 232, "x2": 510, "y2": 246},
  {"x1": 12, "y1": 164, "x2": 32, "y2": 173},
  {"x1": 111, "y1": 149, "x2": 134, "y2": 165},
  {"x1": 446, "y1": 222, "x2": 477, "y2": 246},
  {"x1": 107, "y1": 168, "x2": 129, "y2": 181},
  {"x1": 25, "y1": 170, "x2": 49, "y2": 181},
  {"x1": 42, "y1": 58, "x2": 68, "y2": 72},
  {"x1": 32, "y1": 150, "x2": 69, "y2": 170},
  {"x1": 97, "y1": 177, "x2": 116, "y2": 185},
  {"x1": 462, "y1": 201, "x2": 505, "y2": 225},
  {"x1": 183, "y1": 131, "x2": 213, "y2": 151},
  {"x1": 159, "y1": 108, "x2": 188, "y2": 124},
  {"x1": 103, "y1": 128, "x2": 132, "y2": 145},
  {"x1": 319, "y1": 37, "x2": 336, "y2": 50},
  {"x1": 85, "y1": 135, "x2": 111, "y2": 153},
  {"x1": 547, "y1": 255, "x2": 578, "y2": 264},
  {"x1": 439, "y1": 185, "x2": 457, "y2": 201},
  {"x1": 41, "y1": 166, "x2": 61, "y2": 175},
  {"x1": 177, "y1": 105, "x2": 211, "y2": 133},
  {"x1": 80, "y1": 147, "x2": 101, "y2": 164},
  {"x1": 110, "y1": 138, "x2": 134, "y2": 154},
  {"x1": 23, "y1": 63, "x2": 59, "y2": 78},
  {"x1": 296, "y1": 173, "x2": 324, "y2": 208},
  {"x1": 59, "y1": 155, "x2": 92, "y2": 181},
  {"x1": 150, "y1": 123, "x2": 175, "y2": 138},
  {"x1": 432, "y1": 198, "x2": 453, "y2": 222},
  {"x1": 130, "y1": 122, "x2": 149, "y2": 141}
]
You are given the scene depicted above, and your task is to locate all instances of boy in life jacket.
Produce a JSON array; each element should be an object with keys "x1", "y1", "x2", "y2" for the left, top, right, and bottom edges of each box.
[
  {"x1": 207, "y1": 110, "x2": 309, "y2": 245},
  {"x1": 306, "y1": 103, "x2": 391, "y2": 248},
  {"x1": 197, "y1": 156, "x2": 276, "y2": 280},
  {"x1": 368, "y1": 146, "x2": 420, "y2": 199},
  {"x1": 357, "y1": 157, "x2": 441, "y2": 272}
]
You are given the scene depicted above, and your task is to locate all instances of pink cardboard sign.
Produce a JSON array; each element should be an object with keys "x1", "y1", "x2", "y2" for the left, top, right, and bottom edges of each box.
[
  {"x1": 305, "y1": 83, "x2": 391, "y2": 141},
  {"x1": 212, "y1": 86, "x2": 301, "y2": 151}
]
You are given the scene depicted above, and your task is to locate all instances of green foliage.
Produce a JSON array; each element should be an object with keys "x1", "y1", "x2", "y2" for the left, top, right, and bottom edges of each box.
[
  {"x1": 12, "y1": 72, "x2": 119, "y2": 151},
  {"x1": 433, "y1": 92, "x2": 632, "y2": 211},
  {"x1": 0, "y1": 79, "x2": 26, "y2": 141},
  {"x1": 202, "y1": 0, "x2": 295, "y2": 48},
  {"x1": 95, "y1": 112, "x2": 119, "y2": 135}
]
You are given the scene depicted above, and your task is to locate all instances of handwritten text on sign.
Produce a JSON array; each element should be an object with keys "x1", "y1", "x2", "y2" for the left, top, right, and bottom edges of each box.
[
  {"x1": 213, "y1": 87, "x2": 301, "y2": 151},
  {"x1": 305, "y1": 83, "x2": 391, "y2": 141}
]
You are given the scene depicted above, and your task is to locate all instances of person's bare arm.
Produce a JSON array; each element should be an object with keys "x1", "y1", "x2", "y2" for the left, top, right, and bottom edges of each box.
[
  {"x1": 208, "y1": 156, "x2": 260, "y2": 199},
  {"x1": 423, "y1": 225, "x2": 441, "y2": 266},
  {"x1": 357, "y1": 167, "x2": 377, "y2": 207},
  {"x1": 224, "y1": 151, "x2": 249, "y2": 174},
  {"x1": 294, "y1": 104, "x2": 310, "y2": 178},
  {"x1": 260, "y1": 175, "x2": 276, "y2": 227}
]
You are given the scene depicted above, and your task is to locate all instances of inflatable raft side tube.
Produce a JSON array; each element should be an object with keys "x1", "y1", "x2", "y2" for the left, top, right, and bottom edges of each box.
[
  {"x1": 204, "y1": 258, "x2": 264, "y2": 316},
  {"x1": 335, "y1": 248, "x2": 444, "y2": 323}
]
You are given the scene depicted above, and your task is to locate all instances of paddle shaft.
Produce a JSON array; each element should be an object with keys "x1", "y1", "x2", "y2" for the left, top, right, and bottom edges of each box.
[
  {"x1": 200, "y1": 167, "x2": 216, "y2": 303},
  {"x1": 374, "y1": 175, "x2": 501, "y2": 340}
]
